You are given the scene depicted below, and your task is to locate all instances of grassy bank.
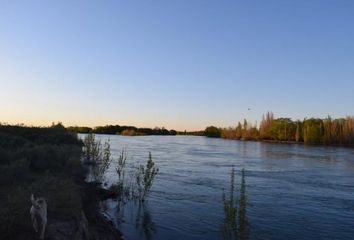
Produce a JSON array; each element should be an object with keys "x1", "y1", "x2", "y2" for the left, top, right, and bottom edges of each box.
[{"x1": 0, "y1": 123, "x2": 121, "y2": 240}]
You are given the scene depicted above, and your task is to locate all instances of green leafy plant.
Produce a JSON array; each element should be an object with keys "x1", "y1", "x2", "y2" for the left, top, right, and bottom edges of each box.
[
  {"x1": 113, "y1": 149, "x2": 128, "y2": 197},
  {"x1": 83, "y1": 133, "x2": 102, "y2": 163},
  {"x1": 135, "y1": 152, "x2": 159, "y2": 201},
  {"x1": 83, "y1": 134, "x2": 112, "y2": 183}
]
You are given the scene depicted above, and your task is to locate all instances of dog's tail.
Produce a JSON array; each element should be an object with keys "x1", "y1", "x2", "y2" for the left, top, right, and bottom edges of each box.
[{"x1": 31, "y1": 193, "x2": 36, "y2": 205}]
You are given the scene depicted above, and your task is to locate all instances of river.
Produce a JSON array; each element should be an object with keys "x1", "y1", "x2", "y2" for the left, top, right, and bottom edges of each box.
[{"x1": 81, "y1": 135, "x2": 354, "y2": 240}]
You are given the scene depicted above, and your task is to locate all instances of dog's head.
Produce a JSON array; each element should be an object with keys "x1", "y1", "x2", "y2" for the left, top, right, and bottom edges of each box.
[{"x1": 31, "y1": 194, "x2": 47, "y2": 209}]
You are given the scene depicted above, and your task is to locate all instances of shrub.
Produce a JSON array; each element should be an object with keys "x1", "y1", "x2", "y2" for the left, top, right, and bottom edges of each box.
[
  {"x1": 83, "y1": 134, "x2": 112, "y2": 183},
  {"x1": 136, "y1": 152, "x2": 159, "y2": 201},
  {"x1": 0, "y1": 185, "x2": 33, "y2": 239},
  {"x1": 0, "y1": 159, "x2": 33, "y2": 185},
  {"x1": 23, "y1": 144, "x2": 81, "y2": 172},
  {"x1": 83, "y1": 133, "x2": 102, "y2": 163}
]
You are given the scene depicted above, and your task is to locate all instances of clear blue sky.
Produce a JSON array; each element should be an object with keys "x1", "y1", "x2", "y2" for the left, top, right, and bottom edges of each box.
[{"x1": 1, "y1": 1, "x2": 353, "y2": 131}]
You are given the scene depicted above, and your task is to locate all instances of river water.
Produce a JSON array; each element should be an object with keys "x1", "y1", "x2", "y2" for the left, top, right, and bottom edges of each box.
[{"x1": 82, "y1": 135, "x2": 354, "y2": 240}]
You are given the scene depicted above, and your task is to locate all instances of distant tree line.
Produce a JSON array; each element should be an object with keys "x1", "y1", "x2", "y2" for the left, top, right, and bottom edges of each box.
[
  {"x1": 177, "y1": 130, "x2": 204, "y2": 136},
  {"x1": 67, "y1": 125, "x2": 177, "y2": 136},
  {"x1": 205, "y1": 112, "x2": 354, "y2": 146}
]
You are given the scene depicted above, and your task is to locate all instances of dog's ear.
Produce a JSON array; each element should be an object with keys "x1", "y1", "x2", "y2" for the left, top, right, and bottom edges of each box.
[{"x1": 31, "y1": 194, "x2": 37, "y2": 205}]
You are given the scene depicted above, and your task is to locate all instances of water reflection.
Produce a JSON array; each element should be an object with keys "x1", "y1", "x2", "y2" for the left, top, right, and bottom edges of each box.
[
  {"x1": 134, "y1": 201, "x2": 156, "y2": 240},
  {"x1": 108, "y1": 198, "x2": 156, "y2": 240},
  {"x1": 238, "y1": 169, "x2": 249, "y2": 240},
  {"x1": 221, "y1": 168, "x2": 249, "y2": 240}
]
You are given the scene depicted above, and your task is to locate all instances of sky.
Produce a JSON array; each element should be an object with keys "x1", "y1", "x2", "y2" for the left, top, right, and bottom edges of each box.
[{"x1": 1, "y1": 1, "x2": 354, "y2": 131}]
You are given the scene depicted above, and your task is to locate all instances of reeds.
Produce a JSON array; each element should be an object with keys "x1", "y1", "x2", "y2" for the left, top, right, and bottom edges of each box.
[{"x1": 221, "y1": 168, "x2": 249, "y2": 240}]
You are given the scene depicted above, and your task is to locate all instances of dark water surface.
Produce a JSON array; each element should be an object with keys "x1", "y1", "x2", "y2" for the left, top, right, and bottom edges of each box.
[{"x1": 83, "y1": 135, "x2": 354, "y2": 240}]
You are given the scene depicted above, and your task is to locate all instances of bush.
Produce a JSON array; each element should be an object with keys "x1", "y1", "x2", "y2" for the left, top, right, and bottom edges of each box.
[
  {"x1": 0, "y1": 159, "x2": 33, "y2": 185},
  {"x1": 83, "y1": 134, "x2": 112, "y2": 183},
  {"x1": 136, "y1": 152, "x2": 159, "y2": 201},
  {"x1": 0, "y1": 185, "x2": 33, "y2": 239},
  {"x1": 0, "y1": 132, "x2": 31, "y2": 150},
  {"x1": 25, "y1": 145, "x2": 80, "y2": 172},
  {"x1": 0, "y1": 124, "x2": 82, "y2": 146}
]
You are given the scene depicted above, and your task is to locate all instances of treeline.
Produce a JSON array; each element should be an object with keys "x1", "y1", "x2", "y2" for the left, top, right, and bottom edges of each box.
[
  {"x1": 205, "y1": 112, "x2": 354, "y2": 146},
  {"x1": 177, "y1": 130, "x2": 204, "y2": 136},
  {"x1": 67, "y1": 125, "x2": 177, "y2": 136}
]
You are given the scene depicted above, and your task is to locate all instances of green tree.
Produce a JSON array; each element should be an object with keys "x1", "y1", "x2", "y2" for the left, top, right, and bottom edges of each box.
[
  {"x1": 268, "y1": 118, "x2": 296, "y2": 141},
  {"x1": 295, "y1": 120, "x2": 302, "y2": 142},
  {"x1": 204, "y1": 126, "x2": 221, "y2": 138},
  {"x1": 303, "y1": 118, "x2": 324, "y2": 144},
  {"x1": 259, "y1": 112, "x2": 274, "y2": 140},
  {"x1": 235, "y1": 122, "x2": 243, "y2": 139}
]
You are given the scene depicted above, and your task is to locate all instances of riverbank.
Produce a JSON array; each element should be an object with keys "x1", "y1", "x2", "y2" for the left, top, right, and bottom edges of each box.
[
  {"x1": 220, "y1": 137, "x2": 354, "y2": 148},
  {"x1": 41, "y1": 180, "x2": 122, "y2": 240},
  {"x1": 0, "y1": 124, "x2": 122, "y2": 240}
]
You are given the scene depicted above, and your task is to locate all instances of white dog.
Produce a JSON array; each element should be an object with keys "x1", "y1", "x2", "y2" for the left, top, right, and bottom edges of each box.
[{"x1": 30, "y1": 194, "x2": 47, "y2": 239}]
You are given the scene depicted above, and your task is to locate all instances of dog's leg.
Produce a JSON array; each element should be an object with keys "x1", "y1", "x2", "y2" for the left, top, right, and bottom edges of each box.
[
  {"x1": 30, "y1": 210, "x2": 38, "y2": 233},
  {"x1": 33, "y1": 218, "x2": 38, "y2": 233},
  {"x1": 40, "y1": 218, "x2": 47, "y2": 239}
]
